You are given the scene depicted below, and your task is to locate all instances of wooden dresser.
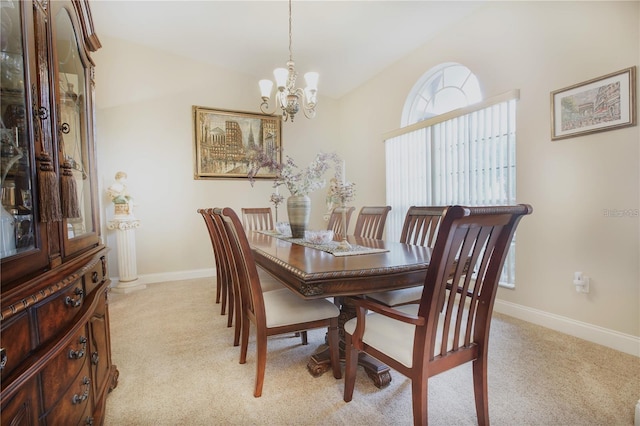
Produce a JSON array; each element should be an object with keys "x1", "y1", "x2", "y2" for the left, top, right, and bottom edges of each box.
[{"x1": 0, "y1": 0, "x2": 118, "y2": 424}]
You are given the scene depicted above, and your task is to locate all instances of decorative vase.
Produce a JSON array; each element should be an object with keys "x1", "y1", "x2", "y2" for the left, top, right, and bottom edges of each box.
[{"x1": 287, "y1": 195, "x2": 311, "y2": 239}]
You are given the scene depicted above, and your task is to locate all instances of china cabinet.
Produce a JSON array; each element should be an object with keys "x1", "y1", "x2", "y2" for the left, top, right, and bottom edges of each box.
[{"x1": 0, "y1": 0, "x2": 117, "y2": 424}]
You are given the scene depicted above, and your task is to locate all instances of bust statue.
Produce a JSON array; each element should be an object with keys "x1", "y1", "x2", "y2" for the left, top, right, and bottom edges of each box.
[{"x1": 107, "y1": 171, "x2": 134, "y2": 217}]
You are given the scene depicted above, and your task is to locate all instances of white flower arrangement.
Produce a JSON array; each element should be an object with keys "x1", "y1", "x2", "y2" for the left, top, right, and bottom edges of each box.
[
  {"x1": 248, "y1": 147, "x2": 343, "y2": 197},
  {"x1": 325, "y1": 177, "x2": 356, "y2": 213}
]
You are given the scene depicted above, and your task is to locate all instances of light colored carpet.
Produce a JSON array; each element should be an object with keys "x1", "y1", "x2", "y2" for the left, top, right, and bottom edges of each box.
[{"x1": 104, "y1": 278, "x2": 639, "y2": 425}]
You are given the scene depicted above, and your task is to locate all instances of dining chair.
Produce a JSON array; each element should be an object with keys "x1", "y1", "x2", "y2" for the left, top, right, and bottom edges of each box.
[
  {"x1": 367, "y1": 206, "x2": 447, "y2": 307},
  {"x1": 215, "y1": 207, "x2": 342, "y2": 397},
  {"x1": 343, "y1": 204, "x2": 533, "y2": 426},
  {"x1": 353, "y1": 206, "x2": 392, "y2": 239},
  {"x1": 198, "y1": 208, "x2": 230, "y2": 317},
  {"x1": 326, "y1": 206, "x2": 355, "y2": 236},
  {"x1": 241, "y1": 207, "x2": 274, "y2": 232},
  {"x1": 210, "y1": 207, "x2": 300, "y2": 347},
  {"x1": 242, "y1": 207, "x2": 310, "y2": 343}
]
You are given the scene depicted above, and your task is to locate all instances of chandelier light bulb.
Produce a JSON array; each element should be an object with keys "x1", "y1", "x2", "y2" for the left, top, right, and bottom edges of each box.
[
  {"x1": 273, "y1": 68, "x2": 288, "y2": 89},
  {"x1": 259, "y1": 79, "x2": 274, "y2": 98},
  {"x1": 304, "y1": 72, "x2": 319, "y2": 91}
]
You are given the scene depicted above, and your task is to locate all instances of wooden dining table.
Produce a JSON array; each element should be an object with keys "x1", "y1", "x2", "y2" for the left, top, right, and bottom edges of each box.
[{"x1": 248, "y1": 230, "x2": 431, "y2": 388}]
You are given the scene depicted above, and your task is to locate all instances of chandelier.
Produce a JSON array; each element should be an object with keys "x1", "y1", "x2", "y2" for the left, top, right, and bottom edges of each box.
[{"x1": 258, "y1": 0, "x2": 318, "y2": 122}]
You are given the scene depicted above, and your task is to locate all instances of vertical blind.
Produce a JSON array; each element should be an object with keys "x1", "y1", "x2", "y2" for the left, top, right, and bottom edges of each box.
[{"x1": 385, "y1": 90, "x2": 519, "y2": 286}]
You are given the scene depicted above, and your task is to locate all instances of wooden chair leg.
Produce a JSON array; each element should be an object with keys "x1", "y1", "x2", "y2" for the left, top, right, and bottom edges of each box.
[
  {"x1": 343, "y1": 333, "x2": 358, "y2": 402},
  {"x1": 233, "y1": 309, "x2": 241, "y2": 347},
  {"x1": 227, "y1": 285, "x2": 234, "y2": 328},
  {"x1": 327, "y1": 319, "x2": 341, "y2": 379},
  {"x1": 233, "y1": 288, "x2": 242, "y2": 346},
  {"x1": 472, "y1": 356, "x2": 489, "y2": 426},
  {"x1": 293, "y1": 331, "x2": 308, "y2": 344},
  {"x1": 240, "y1": 315, "x2": 250, "y2": 364},
  {"x1": 220, "y1": 279, "x2": 228, "y2": 316},
  {"x1": 215, "y1": 277, "x2": 221, "y2": 304},
  {"x1": 254, "y1": 331, "x2": 268, "y2": 397},
  {"x1": 411, "y1": 374, "x2": 428, "y2": 426}
]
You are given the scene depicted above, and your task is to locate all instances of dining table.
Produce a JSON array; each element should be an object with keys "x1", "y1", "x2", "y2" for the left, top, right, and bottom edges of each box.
[{"x1": 248, "y1": 230, "x2": 432, "y2": 388}]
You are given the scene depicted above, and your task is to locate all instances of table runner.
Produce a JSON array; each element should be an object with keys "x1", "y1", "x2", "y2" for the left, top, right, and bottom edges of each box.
[{"x1": 258, "y1": 231, "x2": 389, "y2": 257}]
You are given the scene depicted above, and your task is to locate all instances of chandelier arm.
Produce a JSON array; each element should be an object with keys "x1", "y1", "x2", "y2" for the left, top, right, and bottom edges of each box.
[
  {"x1": 301, "y1": 108, "x2": 316, "y2": 120},
  {"x1": 291, "y1": 87, "x2": 305, "y2": 98},
  {"x1": 291, "y1": 87, "x2": 317, "y2": 116},
  {"x1": 260, "y1": 100, "x2": 278, "y2": 116}
]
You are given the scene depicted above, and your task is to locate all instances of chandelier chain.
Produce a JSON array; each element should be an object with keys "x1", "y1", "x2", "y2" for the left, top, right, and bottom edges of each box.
[{"x1": 288, "y1": 0, "x2": 293, "y2": 62}]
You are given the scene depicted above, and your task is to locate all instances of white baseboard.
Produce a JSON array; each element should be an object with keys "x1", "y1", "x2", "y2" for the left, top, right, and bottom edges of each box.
[
  {"x1": 109, "y1": 268, "x2": 215, "y2": 288},
  {"x1": 494, "y1": 299, "x2": 639, "y2": 357}
]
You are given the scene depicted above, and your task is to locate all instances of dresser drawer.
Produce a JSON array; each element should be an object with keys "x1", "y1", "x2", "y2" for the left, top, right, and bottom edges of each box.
[
  {"x1": 89, "y1": 292, "x2": 111, "y2": 399},
  {"x1": 0, "y1": 311, "x2": 32, "y2": 382},
  {"x1": 40, "y1": 325, "x2": 89, "y2": 411},
  {"x1": 41, "y1": 362, "x2": 92, "y2": 426},
  {"x1": 84, "y1": 256, "x2": 106, "y2": 295},
  {"x1": 0, "y1": 376, "x2": 39, "y2": 426},
  {"x1": 35, "y1": 281, "x2": 84, "y2": 343}
]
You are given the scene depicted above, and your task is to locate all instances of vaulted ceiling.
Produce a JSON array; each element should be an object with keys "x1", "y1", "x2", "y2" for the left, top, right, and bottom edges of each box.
[{"x1": 90, "y1": 1, "x2": 485, "y2": 99}]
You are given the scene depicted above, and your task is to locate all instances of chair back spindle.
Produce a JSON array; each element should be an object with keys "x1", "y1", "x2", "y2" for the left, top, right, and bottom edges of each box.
[
  {"x1": 400, "y1": 206, "x2": 447, "y2": 247},
  {"x1": 353, "y1": 206, "x2": 392, "y2": 239},
  {"x1": 327, "y1": 206, "x2": 355, "y2": 236},
  {"x1": 242, "y1": 207, "x2": 274, "y2": 232},
  {"x1": 366, "y1": 206, "x2": 447, "y2": 307}
]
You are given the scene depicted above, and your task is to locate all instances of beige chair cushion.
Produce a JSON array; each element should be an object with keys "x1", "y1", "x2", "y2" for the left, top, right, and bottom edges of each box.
[
  {"x1": 263, "y1": 289, "x2": 340, "y2": 328},
  {"x1": 344, "y1": 304, "x2": 418, "y2": 368},
  {"x1": 257, "y1": 267, "x2": 285, "y2": 292},
  {"x1": 344, "y1": 304, "x2": 468, "y2": 368},
  {"x1": 367, "y1": 286, "x2": 423, "y2": 306}
]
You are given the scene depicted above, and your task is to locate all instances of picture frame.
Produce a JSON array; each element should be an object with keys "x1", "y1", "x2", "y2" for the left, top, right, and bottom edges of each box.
[
  {"x1": 193, "y1": 106, "x2": 281, "y2": 179},
  {"x1": 551, "y1": 66, "x2": 636, "y2": 140}
]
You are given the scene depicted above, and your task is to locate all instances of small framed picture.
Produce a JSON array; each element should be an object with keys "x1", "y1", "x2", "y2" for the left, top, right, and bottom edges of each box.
[
  {"x1": 193, "y1": 106, "x2": 282, "y2": 179},
  {"x1": 551, "y1": 66, "x2": 636, "y2": 140}
]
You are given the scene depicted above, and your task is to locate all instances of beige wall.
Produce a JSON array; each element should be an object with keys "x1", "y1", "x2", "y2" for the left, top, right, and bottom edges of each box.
[
  {"x1": 335, "y1": 1, "x2": 639, "y2": 349},
  {"x1": 94, "y1": 1, "x2": 639, "y2": 353},
  {"x1": 95, "y1": 38, "x2": 341, "y2": 278}
]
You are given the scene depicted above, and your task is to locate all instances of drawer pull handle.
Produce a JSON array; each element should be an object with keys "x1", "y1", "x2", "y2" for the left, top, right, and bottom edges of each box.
[
  {"x1": 91, "y1": 351, "x2": 99, "y2": 365},
  {"x1": 0, "y1": 348, "x2": 6, "y2": 370},
  {"x1": 69, "y1": 336, "x2": 88, "y2": 360},
  {"x1": 65, "y1": 288, "x2": 84, "y2": 308},
  {"x1": 72, "y1": 376, "x2": 90, "y2": 404},
  {"x1": 85, "y1": 417, "x2": 94, "y2": 425},
  {"x1": 92, "y1": 271, "x2": 99, "y2": 283}
]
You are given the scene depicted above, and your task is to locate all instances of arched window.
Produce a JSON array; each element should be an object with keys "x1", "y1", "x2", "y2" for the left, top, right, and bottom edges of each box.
[
  {"x1": 386, "y1": 63, "x2": 520, "y2": 286},
  {"x1": 402, "y1": 62, "x2": 482, "y2": 126}
]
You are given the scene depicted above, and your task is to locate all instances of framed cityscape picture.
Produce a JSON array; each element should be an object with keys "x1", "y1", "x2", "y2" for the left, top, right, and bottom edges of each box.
[
  {"x1": 551, "y1": 66, "x2": 636, "y2": 140},
  {"x1": 193, "y1": 106, "x2": 281, "y2": 179}
]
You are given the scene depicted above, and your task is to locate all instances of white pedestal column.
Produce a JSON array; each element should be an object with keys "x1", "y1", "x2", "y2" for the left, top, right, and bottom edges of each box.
[{"x1": 107, "y1": 217, "x2": 145, "y2": 293}]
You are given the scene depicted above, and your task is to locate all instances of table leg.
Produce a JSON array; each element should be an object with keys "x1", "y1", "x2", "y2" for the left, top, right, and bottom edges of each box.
[{"x1": 306, "y1": 297, "x2": 392, "y2": 388}]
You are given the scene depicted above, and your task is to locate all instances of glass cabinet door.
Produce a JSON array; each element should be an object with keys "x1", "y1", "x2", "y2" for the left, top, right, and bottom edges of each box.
[
  {"x1": 1, "y1": 0, "x2": 36, "y2": 260},
  {"x1": 53, "y1": 5, "x2": 97, "y2": 252}
]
